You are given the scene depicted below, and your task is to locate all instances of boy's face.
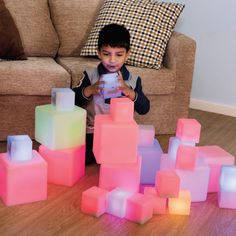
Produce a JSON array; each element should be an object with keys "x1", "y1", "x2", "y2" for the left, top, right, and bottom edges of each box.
[{"x1": 97, "y1": 45, "x2": 130, "y2": 73}]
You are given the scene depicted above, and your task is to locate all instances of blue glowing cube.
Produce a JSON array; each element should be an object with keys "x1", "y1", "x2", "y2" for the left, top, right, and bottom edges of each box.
[{"x1": 7, "y1": 135, "x2": 32, "y2": 162}]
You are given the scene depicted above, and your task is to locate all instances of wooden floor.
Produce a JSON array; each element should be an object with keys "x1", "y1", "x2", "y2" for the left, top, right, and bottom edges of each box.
[{"x1": 0, "y1": 109, "x2": 236, "y2": 236}]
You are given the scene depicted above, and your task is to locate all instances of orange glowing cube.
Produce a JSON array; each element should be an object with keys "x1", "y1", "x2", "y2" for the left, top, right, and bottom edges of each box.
[{"x1": 168, "y1": 190, "x2": 191, "y2": 215}]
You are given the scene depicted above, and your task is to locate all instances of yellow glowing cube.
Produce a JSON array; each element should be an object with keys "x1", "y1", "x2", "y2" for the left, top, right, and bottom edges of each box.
[{"x1": 168, "y1": 190, "x2": 191, "y2": 215}]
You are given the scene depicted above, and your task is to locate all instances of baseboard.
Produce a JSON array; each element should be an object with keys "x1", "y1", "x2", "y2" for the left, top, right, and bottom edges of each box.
[{"x1": 189, "y1": 98, "x2": 236, "y2": 117}]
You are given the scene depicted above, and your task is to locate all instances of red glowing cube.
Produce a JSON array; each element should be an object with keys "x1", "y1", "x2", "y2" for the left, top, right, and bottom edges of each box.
[
  {"x1": 81, "y1": 186, "x2": 108, "y2": 217},
  {"x1": 176, "y1": 118, "x2": 201, "y2": 143},
  {"x1": 93, "y1": 114, "x2": 138, "y2": 164},
  {"x1": 198, "y1": 145, "x2": 235, "y2": 192},
  {"x1": 99, "y1": 156, "x2": 141, "y2": 192},
  {"x1": 0, "y1": 151, "x2": 47, "y2": 206},
  {"x1": 110, "y1": 97, "x2": 134, "y2": 122},
  {"x1": 155, "y1": 170, "x2": 180, "y2": 197},
  {"x1": 39, "y1": 144, "x2": 85, "y2": 187},
  {"x1": 125, "y1": 193, "x2": 153, "y2": 224},
  {"x1": 176, "y1": 145, "x2": 197, "y2": 170}
]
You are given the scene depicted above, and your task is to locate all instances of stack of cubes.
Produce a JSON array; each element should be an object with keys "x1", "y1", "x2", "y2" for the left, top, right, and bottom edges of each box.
[
  {"x1": 81, "y1": 98, "x2": 154, "y2": 224},
  {"x1": 93, "y1": 98, "x2": 140, "y2": 192},
  {"x1": 35, "y1": 88, "x2": 87, "y2": 186},
  {"x1": 0, "y1": 135, "x2": 47, "y2": 206},
  {"x1": 138, "y1": 125, "x2": 163, "y2": 185}
]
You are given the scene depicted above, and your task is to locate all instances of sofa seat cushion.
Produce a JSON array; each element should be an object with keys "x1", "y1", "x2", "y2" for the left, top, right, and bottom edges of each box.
[
  {"x1": 0, "y1": 57, "x2": 71, "y2": 96},
  {"x1": 5, "y1": 0, "x2": 59, "y2": 57},
  {"x1": 57, "y1": 57, "x2": 175, "y2": 95}
]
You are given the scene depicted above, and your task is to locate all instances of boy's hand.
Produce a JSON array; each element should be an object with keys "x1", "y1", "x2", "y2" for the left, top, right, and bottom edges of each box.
[
  {"x1": 117, "y1": 71, "x2": 136, "y2": 101},
  {"x1": 83, "y1": 80, "x2": 105, "y2": 97}
]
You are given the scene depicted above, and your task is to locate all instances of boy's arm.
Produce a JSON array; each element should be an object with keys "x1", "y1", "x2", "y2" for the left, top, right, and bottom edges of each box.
[
  {"x1": 133, "y1": 77, "x2": 150, "y2": 115},
  {"x1": 72, "y1": 71, "x2": 92, "y2": 107}
]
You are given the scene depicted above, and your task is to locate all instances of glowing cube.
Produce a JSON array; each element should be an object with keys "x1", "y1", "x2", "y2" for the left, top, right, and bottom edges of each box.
[
  {"x1": 160, "y1": 154, "x2": 175, "y2": 171},
  {"x1": 168, "y1": 136, "x2": 195, "y2": 160},
  {"x1": 51, "y1": 88, "x2": 75, "y2": 111},
  {"x1": 35, "y1": 104, "x2": 86, "y2": 150},
  {"x1": 218, "y1": 166, "x2": 236, "y2": 209},
  {"x1": 110, "y1": 97, "x2": 134, "y2": 122},
  {"x1": 176, "y1": 118, "x2": 201, "y2": 143},
  {"x1": 0, "y1": 151, "x2": 47, "y2": 206},
  {"x1": 176, "y1": 160, "x2": 210, "y2": 202},
  {"x1": 100, "y1": 73, "x2": 121, "y2": 99},
  {"x1": 125, "y1": 193, "x2": 153, "y2": 224},
  {"x1": 138, "y1": 125, "x2": 155, "y2": 147},
  {"x1": 81, "y1": 186, "x2": 108, "y2": 217},
  {"x1": 99, "y1": 156, "x2": 141, "y2": 192},
  {"x1": 139, "y1": 139, "x2": 163, "y2": 184},
  {"x1": 7, "y1": 135, "x2": 32, "y2": 162},
  {"x1": 175, "y1": 145, "x2": 197, "y2": 170},
  {"x1": 107, "y1": 188, "x2": 134, "y2": 218},
  {"x1": 93, "y1": 114, "x2": 138, "y2": 164},
  {"x1": 143, "y1": 187, "x2": 167, "y2": 214},
  {"x1": 155, "y1": 170, "x2": 180, "y2": 197},
  {"x1": 169, "y1": 190, "x2": 191, "y2": 215},
  {"x1": 39, "y1": 144, "x2": 85, "y2": 186},
  {"x1": 198, "y1": 145, "x2": 235, "y2": 192}
]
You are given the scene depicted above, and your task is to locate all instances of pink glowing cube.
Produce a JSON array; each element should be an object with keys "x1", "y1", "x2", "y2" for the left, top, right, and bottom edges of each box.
[
  {"x1": 125, "y1": 193, "x2": 153, "y2": 224},
  {"x1": 110, "y1": 97, "x2": 134, "y2": 122},
  {"x1": 0, "y1": 151, "x2": 47, "y2": 206},
  {"x1": 138, "y1": 125, "x2": 155, "y2": 147},
  {"x1": 81, "y1": 186, "x2": 108, "y2": 217},
  {"x1": 93, "y1": 114, "x2": 138, "y2": 164},
  {"x1": 176, "y1": 159, "x2": 210, "y2": 202},
  {"x1": 218, "y1": 166, "x2": 236, "y2": 209},
  {"x1": 139, "y1": 139, "x2": 163, "y2": 184},
  {"x1": 198, "y1": 145, "x2": 235, "y2": 192},
  {"x1": 155, "y1": 170, "x2": 180, "y2": 198},
  {"x1": 169, "y1": 190, "x2": 191, "y2": 215},
  {"x1": 160, "y1": 154, "x2": 175, "y2": 171},
  {"x1": 107, "y1": 188, "x2": 134, "y2": 218},
  {"x1": 39, "y1": 144, "x2": 85, "y2": 187},
  {"x1": 143, "y1": 187, "x2": 167, "y2": 214},
  {"x1": 99, "y1": 156, "x2": 141, "y2": 192},
  {"x1": 176, "y1": 145, "x2": 197, "y2": 170},
  {"x1": 168, "y1": 136, "x2": 195, "y2": 160},
  {"x1": 176, "y1": 118, "x2": 201, "y2": 143}
]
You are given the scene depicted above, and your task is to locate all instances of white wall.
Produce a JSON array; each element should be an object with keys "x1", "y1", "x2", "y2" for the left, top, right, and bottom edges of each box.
[{"x1": 171, "y1": 0, "x2": 236, "y2": 116}]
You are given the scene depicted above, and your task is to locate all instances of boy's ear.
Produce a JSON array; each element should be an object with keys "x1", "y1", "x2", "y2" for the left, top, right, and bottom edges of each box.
[
  {"x1": 97, "y1": 49, "x2": 101, "y2": 59},
  {"x1": 126, "y1": 49, "x2": 131, "y2": 60}
]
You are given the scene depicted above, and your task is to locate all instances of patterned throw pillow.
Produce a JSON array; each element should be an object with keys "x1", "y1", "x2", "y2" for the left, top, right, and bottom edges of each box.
[{"x1": 80, "y1": 0, "x2": 184, "y2": 69}]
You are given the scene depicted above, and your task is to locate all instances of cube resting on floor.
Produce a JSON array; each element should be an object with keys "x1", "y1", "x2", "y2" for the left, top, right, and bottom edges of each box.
[
  {"x1": 107, "y1": 188, "x2": 134, "y2": 218},
  {"x1": 125, "y1": 193, "x2": 153, "y2": 224},
  {"x1": 218, "y1": 166, "x2": 236, "y2": 209},
  {"x1": 81, "y1": 186, "x2": 108, "y2": 217},
  {"x1": 0, "y1": 151, "x2": 47, "y2": 206},
  {"x1": 39, "y1": 144, "x2": 85, "y2": 187}
]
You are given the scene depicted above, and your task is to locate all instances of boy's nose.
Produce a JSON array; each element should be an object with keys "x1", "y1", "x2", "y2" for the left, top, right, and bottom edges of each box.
[{"x1": 109, "y1": 56, "x2": 116, "y2": 63}]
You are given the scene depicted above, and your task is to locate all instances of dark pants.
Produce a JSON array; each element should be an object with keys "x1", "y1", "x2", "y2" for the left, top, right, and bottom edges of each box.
[{"x1": 86, "y1": 133, "x2": 96, "y2": 165}]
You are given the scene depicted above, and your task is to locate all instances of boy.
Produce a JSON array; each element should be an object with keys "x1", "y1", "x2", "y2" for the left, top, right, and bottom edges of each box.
[{"x1": 73, "y1": 23, "x2": 150, "y2": 165}]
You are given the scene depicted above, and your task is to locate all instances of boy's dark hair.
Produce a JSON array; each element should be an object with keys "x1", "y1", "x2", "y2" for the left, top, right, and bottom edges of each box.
[{"x1": 98, "y1": 23, "x2": 130, "y2": 51}]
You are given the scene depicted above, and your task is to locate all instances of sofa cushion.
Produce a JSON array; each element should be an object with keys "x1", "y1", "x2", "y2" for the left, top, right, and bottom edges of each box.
[
  {"x1": 49, "y1": 0, "x2": 104, "y2": 57},
  {"x1": 4, "y1": 0, "x2": 59, "y2": 57},
  {"x1": 80, "y1": 0, "x2": 184, "y2": 69},
  {"x1": 56, "y1": 57, "x2": 175, "y2": 95},
  {"x1": 0, "y1": 0, "x2": 26, "y2": 60},
  {"x1": 0, "y1": 57, "x2": 71, "y2": 96}
]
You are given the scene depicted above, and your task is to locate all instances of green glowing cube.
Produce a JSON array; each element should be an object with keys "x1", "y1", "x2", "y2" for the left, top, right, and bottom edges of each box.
[{"x1": 35, "y1": 104, "x2": 86, "y2": 150}]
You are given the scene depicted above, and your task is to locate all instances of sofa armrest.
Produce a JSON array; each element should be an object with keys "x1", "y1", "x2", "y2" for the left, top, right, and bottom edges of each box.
[{"x1": 163, "y1": 31, "x2": 197, "y2": 122}]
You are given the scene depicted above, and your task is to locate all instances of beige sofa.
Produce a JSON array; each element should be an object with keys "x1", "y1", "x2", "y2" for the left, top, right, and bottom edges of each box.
[{"x1": 0, "y1": 0, "x2": 196, "y2": 141}]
